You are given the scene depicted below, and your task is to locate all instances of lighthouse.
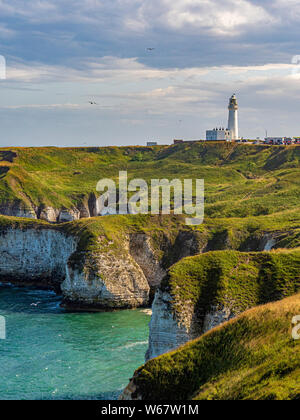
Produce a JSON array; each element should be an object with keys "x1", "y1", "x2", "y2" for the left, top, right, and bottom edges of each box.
[{"x1": 228, "y1": 94, "x2": 239, "y2": 141}]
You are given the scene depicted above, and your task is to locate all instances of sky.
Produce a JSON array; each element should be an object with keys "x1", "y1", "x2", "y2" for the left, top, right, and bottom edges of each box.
[{"x1": 1, "y1": 0, "x2": 300, "y2": 146}]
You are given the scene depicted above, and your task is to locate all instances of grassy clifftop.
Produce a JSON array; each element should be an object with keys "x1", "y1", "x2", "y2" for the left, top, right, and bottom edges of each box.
[
  {"x1": 2, "y1": 210, "x2": 300, "y2": 267},
  {"x1": 163, "y1": 249, "x2": 300, "y2": 321},
  {"x1": 129, "y1": 293, "x2": 300, "y2": 400},
  {"x1": 1, "y1": 143, "x2": 300, "y2": 218}
]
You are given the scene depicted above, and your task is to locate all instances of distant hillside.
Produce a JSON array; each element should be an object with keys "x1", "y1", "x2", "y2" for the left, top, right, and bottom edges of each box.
[
  {"x1": 122, "y1": 293, "x2": 300, "y2": 400},
  {"x1": 1, "y1": 143, "x2": 300, "y2": 221}
]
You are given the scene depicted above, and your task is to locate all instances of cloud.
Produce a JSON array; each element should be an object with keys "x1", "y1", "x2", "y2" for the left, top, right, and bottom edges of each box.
[
  {"x1": 6, "y1": 56, "x2": 298, "y2": 84},
  {"x1": 0, "y1": 103, "x2": 82, "y2": 109},
  {"x1": 0, "y1": 23, "x2": 16, "y2": 38},
  {"x1": 0, "y1": 1, "x2": 62, "y2": 22},
  {"x1": 0, "y1": 0, "x2": 108, "y2": 24},
  {"x1": 1, "y1": 1, "x2": 300, "y2": 145},
  {"x1": 125, "y1": 0, "x2": 276, "y2": 36},
  {"x1": 273, "y1": 0, "x2": 300, "y2": 20},
  {"x1": 0, "y1": 0, "x2": 298, "y2": 70},
  {"x1": 4, "y1": 56, "x2": 299, "y2": 123},
  {"x1": 0, "y1": 1, "x2": 276, "y2": 35}
]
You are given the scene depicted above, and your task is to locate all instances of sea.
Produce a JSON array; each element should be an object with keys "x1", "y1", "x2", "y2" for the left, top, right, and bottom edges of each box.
[{"x1": 0, "y1": 283, "x2": 150, "y2": 400}]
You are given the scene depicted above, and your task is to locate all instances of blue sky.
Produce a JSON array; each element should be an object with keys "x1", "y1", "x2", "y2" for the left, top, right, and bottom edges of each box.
[{"x1": 1, "y1": 0, "x2": 300, "y2": 146}]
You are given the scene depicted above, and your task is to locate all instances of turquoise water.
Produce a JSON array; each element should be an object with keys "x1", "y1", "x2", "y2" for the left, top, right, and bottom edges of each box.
[{"x1": 0, "y1": 284, "x2": 150, "y2": 400}]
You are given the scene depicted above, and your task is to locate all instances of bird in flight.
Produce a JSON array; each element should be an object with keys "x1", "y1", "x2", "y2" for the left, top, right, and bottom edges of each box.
[
  {"x1": 89, "y1": 101, "x2": 97, "y2": 105},
  {"x1": 30, "y1": 302, "x2": 41, "y2": 307},
  {"x1": 146, "y1": 48, "x2": 155, "y2": 51}
]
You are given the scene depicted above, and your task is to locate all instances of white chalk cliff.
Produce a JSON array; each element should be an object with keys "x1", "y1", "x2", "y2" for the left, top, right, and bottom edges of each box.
[
  {"x1": 0, "y1": 227, "x2": 156, "y2": 309},
  {"x1": 0, "y1": 228, "x2": 77, "y2": 289},
  {"x1": 145, "y1": 233, "x2": 277, "y2": 361},
  {"x1": 146, "y1": 289, "x2": 236, "y2": 361},
  {"x1": 146, "y1": 290, "x2": 192, "y2": 360}
]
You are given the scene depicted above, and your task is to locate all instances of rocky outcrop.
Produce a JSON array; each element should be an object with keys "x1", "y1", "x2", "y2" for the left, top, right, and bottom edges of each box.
[
  {"x1": 37, "y1": 205, "x2": 90, "y2": 223},
  {"x1": 0, "y1": 227, "x2": 152, "y2": 309},
  {"x1": 38, "y1": 206, "x2": 60, "y2": 223},
  {"x1": 146, "y1": 290, "x2": 236, "y2": 361},
  {"x1": 58, "y1": 208, "x2": 81, "y2": 223},
  {"x1": 122, "y1": 299, "x2": 235, "y2": 398},
  {"x1": 0, "y1": 218, "x2": 285, "y2": 314},
  {"x1": 0, "y1": 202, "x2": 37, "y2": 219},
  {"x1": 0, "y1": 202, "x2": 88, "y2": 223},
  {"x1": 119, "y1": 380, "x2": 141, "y2": 401},
  {"x1": 202, "y1": 306, "x2": 235, "y2": 334},
  {"x1": 0, "y1": 223, "x2": 205, "y2": 310},
  {"x1": 121, "y1": 293, "x2": 300, "y2": 401},
  {"x1": 260, "y1": 233, "x2": 277, "y2": 251},
  {"x1": 61, "y1": 248, "x2": 150, "y2": 310},
  {"x1": 129, "y1": 234, "x2": 166, "y2": 288},
  {"x1": 77, "y1": 202, "x2": 90, "y2": 219},
  {"x1": 146, "y1": 243, "x2": 299, "y2": 361},
  {"x1": 0, "y1": 189, "x2": 107, "y2": 222},
  {"x1": 146, "y1": 290, "x2": 192, "y2": 360}
]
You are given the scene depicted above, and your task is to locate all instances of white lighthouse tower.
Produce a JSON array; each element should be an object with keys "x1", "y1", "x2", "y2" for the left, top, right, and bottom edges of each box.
[{"x1": 228, "y1": 94, "x2": 239, "y2": 141}]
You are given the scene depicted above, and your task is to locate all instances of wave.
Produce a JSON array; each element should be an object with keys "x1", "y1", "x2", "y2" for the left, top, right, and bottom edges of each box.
[{"x1": 122, "y1": 341, "x2": 148, "y2": 350}]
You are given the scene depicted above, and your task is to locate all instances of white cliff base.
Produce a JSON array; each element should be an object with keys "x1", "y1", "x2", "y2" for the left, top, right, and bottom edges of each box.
[
  {"x1": 0, "y1": 228, "x2": 77, "y2": 288},
  {"x1": 147, "y1": 290, "x2": 236, "y2": 361},
  {"x1": 61, "y1": 249, "x2": 150, "y2": 309},
  {"x1": 146, "y1": 290, "x2": 193, "y2": 360},
  {"x1": 0, "y1": 228, "x2": 156, "y2": 309}
]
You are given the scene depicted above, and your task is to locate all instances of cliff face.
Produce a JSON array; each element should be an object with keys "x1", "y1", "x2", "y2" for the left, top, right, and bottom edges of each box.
[
  {"x1": 0, "y1": 228, "x2": 77, "y2": 290},
  {"x1": 0, "y1": 218, "x2": 209, "y2": 310},
  {"x1": 0, "y1": 202, "x2": 37, "y2": 220},
  {"x1": 129, "y1": 234, "x2": 166, "y2": 288},
  {"x1": 146, "y1": 244, "x2": 300, "y2": 361},
  {"x1": 0, "y1": 224, "x2": 160, "y2": 309},
  {"x1": 0, "y1": 215, "x2": 296, "y2": 315},
  {"x1": 121, "y1": 293, "x2": 300, "y2": 401},
  {"x1": 146, "y1": 290, "x2": 192, "y2": 360},
  {"x1": 0, "y1": 193, "x2": 106, "y2": 223},
  {"x1": 0, "y1": 202, "x2": 83, "y2": 223},
  {"x1": 61, "y1": 241, "x2": 150, "y2": 310},
  {"x1": 146, "y1": 291, "x2": 235, "y2": 361}
]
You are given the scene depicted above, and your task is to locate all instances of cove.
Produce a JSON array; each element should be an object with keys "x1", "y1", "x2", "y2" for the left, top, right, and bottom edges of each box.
[{"x1": 0, "y1": 283, "x2": 150, "y2": 400}]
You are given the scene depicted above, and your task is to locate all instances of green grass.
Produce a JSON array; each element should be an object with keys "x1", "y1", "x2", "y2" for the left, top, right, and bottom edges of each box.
[
  {"x1": 162, "y1": 249, "x2": 300, "y2": 323},
  {"x1": 1, "y1": 145, "x2": 300, "y2": 399},
  {"x1": 130, "y1": 293, "x2": 300, "y2": 400},
  {"x1": 2, "y1": 209, "x2": 300, "y2": 270},
  {"x1": 1, "y1": 143, "x2": 300, "y2": 219}
]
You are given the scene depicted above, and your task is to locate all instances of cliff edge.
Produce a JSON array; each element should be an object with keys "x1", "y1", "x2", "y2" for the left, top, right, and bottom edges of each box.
[
  {"x1": 146, "y1": 249, "x2": 300, "y2": 360},
  {"x1": 121, "y1": 293, "x2": 300, "y2": 400}
]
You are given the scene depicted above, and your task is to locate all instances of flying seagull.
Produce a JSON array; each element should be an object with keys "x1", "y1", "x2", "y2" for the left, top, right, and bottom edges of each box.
[
  {"x1": 88, "y1": 101, "x2": 98, "y2": 105},
  {"x1": 30, "y1": 301, "x2": 41, "y2": 307},
  {"x1": 146, "y1": 48, "x2": 155, "y2": 51}
]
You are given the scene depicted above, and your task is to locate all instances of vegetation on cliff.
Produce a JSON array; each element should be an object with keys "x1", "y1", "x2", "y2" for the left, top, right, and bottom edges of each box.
[
  {"x1": 1, "y1": 144, "x2": 300, "y2": 398},
  {"x1": 1, "y1": 208, "x2": 300, "y2": 274},
  {"x1": 1, "y1": 143, "x2": 300, "y2": 219},
  {"x1": 130, "y1": 293, "x2": 300, "y2": 400},
  {"x1": 162, "y1": 249, "x2": 300, "y2": 321}
]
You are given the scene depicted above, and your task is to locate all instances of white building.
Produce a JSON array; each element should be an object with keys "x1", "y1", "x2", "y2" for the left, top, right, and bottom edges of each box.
[
  {"x1": 206, "y1": 128, "x2": 231, "y2": 141},
  {"x1": 206, "y1": 94, "x2": 240, "y2": 142},
  {"x1": 228, "y1": 94, "x2": 239, "y2": 141}
]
